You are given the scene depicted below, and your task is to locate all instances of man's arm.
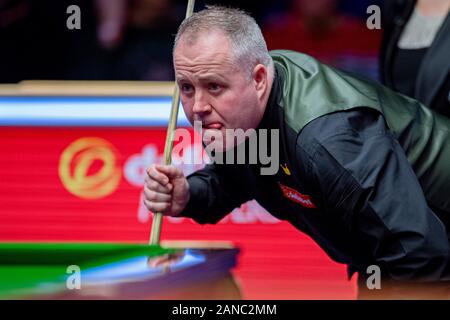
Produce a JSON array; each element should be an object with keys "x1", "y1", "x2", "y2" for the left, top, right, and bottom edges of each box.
[
  {"x1": 298, "y1": 108, "x2": 450, "y2": 281},
  {"x1": 179, "y1": 163, "x2": 254, "y2": 224}
]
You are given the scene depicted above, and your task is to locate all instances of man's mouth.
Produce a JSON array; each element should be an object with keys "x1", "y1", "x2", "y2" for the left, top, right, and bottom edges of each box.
[{"x1": 202, "y1": 122, "x2": 223, "y2": 130}]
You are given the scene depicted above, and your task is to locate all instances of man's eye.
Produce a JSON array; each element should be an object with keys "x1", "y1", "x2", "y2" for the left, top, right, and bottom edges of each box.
[
  {"x1": 208, "y1": 83, "x2": 222, "y2": 93},
  {"x1": 180, "y1": 84, "x2": 194, "y2": 93}
]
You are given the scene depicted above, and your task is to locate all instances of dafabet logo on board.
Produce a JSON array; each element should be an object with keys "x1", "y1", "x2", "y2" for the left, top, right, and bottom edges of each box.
[{"x1": 59, "y1": 137, "x2": 122, "y2": 199}]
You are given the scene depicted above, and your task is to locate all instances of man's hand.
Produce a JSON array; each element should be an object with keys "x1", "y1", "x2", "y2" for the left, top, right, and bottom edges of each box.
[{"x1": 144, "y1": 164, "x2": 190, "y2": 217}]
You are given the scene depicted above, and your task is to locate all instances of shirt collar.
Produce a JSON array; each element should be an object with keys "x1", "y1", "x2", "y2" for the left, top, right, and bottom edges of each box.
[{"x1": 257, "y1": 62, "x2": 284, "y2": 130}]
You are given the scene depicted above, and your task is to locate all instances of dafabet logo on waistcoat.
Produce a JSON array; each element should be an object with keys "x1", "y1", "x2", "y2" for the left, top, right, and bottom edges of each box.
[{"x1": 278, "y1": 182, "x2": 316, "y2": 209}]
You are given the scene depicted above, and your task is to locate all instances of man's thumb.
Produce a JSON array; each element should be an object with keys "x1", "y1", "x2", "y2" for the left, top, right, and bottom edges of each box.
[{"x1": 155, "y1": 164, "x2": 183, "y2": 179}]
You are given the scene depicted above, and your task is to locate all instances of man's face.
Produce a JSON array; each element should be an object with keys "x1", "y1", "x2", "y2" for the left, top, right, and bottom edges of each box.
[{"x1": 174, "y1": 30, "x2": 266, "y2": 150}]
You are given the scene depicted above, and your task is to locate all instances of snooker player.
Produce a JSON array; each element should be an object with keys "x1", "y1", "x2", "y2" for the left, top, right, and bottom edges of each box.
[{"x1": 143, "y1": 6, "x2": 450, "y2": 287}]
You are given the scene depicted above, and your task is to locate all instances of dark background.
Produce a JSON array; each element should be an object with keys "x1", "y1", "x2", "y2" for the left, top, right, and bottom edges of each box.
[{"x1": 0, "y1": 0, "x2": 383, "y2": 83}]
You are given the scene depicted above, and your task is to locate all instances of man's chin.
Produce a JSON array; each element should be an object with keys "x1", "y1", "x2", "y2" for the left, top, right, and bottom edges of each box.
[{"x1": 202, "y1": 136, "x2": 236, "y2": 153}]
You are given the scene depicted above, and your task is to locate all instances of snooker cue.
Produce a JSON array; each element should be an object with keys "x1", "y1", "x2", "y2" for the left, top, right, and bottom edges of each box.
[{"x1": 149, "y1": 0, "x2": 196, "y2": 245}]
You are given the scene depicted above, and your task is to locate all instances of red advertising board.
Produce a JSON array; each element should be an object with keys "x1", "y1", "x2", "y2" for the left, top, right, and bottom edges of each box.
[{"x1": 0, "y1": 126, "x2": 356, "y2": 299}]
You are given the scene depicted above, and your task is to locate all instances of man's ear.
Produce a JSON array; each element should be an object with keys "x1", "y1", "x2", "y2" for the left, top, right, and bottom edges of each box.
[{"x1": 252, "y1": 64, "x2": 268, "y2": 100}]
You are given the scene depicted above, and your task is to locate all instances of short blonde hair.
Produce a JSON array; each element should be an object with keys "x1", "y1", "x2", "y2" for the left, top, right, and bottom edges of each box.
[{"x1": 173, "y1": 5, "x2": 273, "y2": 77}]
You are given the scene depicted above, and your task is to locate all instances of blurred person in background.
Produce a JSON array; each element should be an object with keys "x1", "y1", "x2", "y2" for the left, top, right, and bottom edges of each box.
[
  {"x1": 262, "y1": 0, "x2": 382, "y2": 79},
  {"x1": 0, "y1": 0, "x2": 180, "y2": 82},
  {"x1": 67, "y1": 0, "x2": 179, "y2": 80},
  {"x1": 380, "y1": 0, "x2": 450, "y2": 117}
]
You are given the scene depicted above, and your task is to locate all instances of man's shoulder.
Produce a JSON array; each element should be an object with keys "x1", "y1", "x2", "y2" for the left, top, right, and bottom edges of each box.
[
  {"x1": 270, "y1": 49, "x2": 316, "y2": 63},
  {"x1": 270, "y1": 50, "x2": 383, "y2": 134},
  {"x1": 270, "y1": 49, "x2": 322, "y2": 77},
  {"x1": 296, "y1": 108, "x2": 388, "y2": 157}
]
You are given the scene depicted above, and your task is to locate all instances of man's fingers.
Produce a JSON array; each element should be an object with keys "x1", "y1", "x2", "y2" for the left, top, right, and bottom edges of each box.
[
  {"x1": 147, "y1": 165, "x2": 170, "y2": 186},
  {"x1": 145, "y1": 177, "x2": 172, "y2": 194},
  {"x1": 144, "y1": 164, "x2": 187, "y2": 217},
  {"x1": 144, "y1": 187, "x2": 172, "y2": 203},
  {"x1": 143, "y1": 199, "x2": 170, "y2": 213},
  {"x1": 155, "y1": 164, "x2": 183, "y2": 179}
]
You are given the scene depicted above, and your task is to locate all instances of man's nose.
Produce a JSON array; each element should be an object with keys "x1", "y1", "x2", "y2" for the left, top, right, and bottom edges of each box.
[{"x1": 192, "y1": 95, "x2": 212, "y2": 115}]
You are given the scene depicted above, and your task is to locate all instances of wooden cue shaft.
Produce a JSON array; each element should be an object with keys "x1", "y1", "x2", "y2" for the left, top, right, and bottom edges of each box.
[{"x1": 149, "y1": 0, "x2": 196, "y2": 245}]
